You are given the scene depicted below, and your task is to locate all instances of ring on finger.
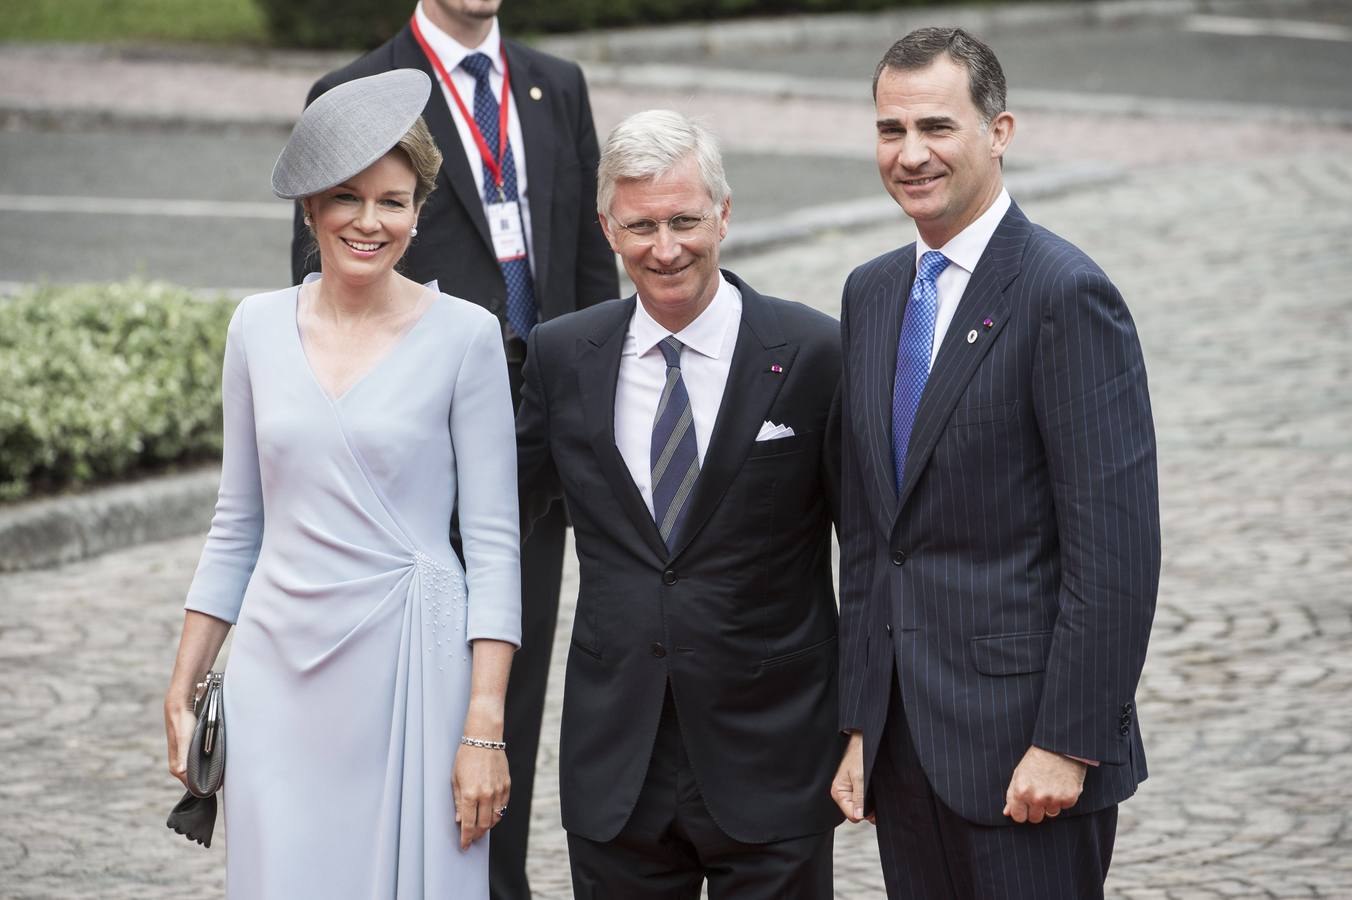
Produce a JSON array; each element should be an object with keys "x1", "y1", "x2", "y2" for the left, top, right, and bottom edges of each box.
[{"x1": 496, "y1": 805, "x2": 508, "y2": 817}]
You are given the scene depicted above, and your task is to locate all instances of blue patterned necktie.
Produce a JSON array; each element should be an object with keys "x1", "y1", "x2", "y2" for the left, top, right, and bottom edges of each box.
[
  {"x1": 892, "y1": 250, "x2": 950, "y2": 492},
  {"x1": 651, "y1": 336, "x2": 700, "y2": 549},
  {"x1": 459, "y1": 52, "x2": 537, "y2": 338}
]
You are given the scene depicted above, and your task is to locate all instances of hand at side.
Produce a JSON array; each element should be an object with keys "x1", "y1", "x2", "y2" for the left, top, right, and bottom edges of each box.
[
  {"x1": 1003, "y1": 745, "x2": 1086, "y2": 824},
  {"x1": 831, "y1": 731, "x2": 874, "y2": 824}
]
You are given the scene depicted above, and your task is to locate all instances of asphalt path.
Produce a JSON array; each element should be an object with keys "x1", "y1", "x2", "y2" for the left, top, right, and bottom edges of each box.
[
  {"x1": 710, "y1": 9, "x2": 1352, "y2": 111},
  {"x1": 0, "y1": 128, "x2": 881, "y2": 290},
  {"x1": 3, "y1": 3, "x2": 1349, "y2": 292}
]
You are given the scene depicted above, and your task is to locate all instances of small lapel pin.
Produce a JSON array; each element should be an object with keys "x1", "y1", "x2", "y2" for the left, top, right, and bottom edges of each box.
[
  {"x1": 529, "y1": 86, "x2": 543, "y2": 101},
  {"x1": 967, "y1": 329, "x2": 978, "y2": 344},
  {"x1": 983, "y1": 317, "x2": 994, "y2": 329},
  {"x1": 770, "y1": 364, "x2": 784, "y2": 374}
]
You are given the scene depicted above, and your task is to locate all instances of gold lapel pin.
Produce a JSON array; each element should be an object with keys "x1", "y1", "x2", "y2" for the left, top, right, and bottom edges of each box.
[{"x1": 529, "y1": 86, "x2": 543, "y2": 101}]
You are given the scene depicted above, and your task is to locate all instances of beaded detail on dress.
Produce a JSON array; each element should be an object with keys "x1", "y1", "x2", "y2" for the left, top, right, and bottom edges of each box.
[{"x1": 415, "y1": 551, "x2": 468, "y2": 668}]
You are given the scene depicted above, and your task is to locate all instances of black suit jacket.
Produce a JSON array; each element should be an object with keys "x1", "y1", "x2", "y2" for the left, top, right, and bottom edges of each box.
[
  {"x1": 838, "y1": 203, "x2": 1160, "y2": 826},
  {"x1": 291, "y1": 23, "x2": 618, "y2": 331},
  {"x1": 517, "y1": 271, "x2": 846, "y2": 844}
]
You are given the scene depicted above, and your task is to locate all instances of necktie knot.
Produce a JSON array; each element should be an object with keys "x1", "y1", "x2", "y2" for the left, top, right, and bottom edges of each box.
[
  {"x1": 658, "y1": 336, "x2": 685, "y2": 369},
  {"x1": 918, "y1": 250, "x2": 950, "y2": 283},
  {"x1": 459, "y1": 52, "x2": 493, "y2": 82}
]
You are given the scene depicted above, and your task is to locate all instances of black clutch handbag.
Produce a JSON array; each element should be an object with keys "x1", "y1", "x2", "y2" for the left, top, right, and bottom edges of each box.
[{"x1": 166, "y1": 671, "x2": 226, "y2": 847}]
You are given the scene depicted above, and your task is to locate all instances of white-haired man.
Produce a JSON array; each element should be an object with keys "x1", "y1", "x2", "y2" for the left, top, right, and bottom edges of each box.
[{"x1": 516, "y1": 110, "x2": 844, "y2": 898}]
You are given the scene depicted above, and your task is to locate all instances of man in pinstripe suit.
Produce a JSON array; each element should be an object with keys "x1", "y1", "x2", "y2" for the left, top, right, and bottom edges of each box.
[{"x1": 830, "y1": 28, "x2": 1160, "y2": 898}]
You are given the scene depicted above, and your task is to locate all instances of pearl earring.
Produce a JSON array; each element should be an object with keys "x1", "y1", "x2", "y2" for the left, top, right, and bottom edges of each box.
[{"x1": 410, "y1": 227, "x2": 418, "y2": 237}]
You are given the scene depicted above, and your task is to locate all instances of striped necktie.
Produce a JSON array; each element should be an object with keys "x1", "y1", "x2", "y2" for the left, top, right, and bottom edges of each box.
[
  {"x1": 892, "y1": 250, "x2": 950, "y2": 491},
  {"x1": 650, "y1": 336, "x2": 700, "y2": 549}
]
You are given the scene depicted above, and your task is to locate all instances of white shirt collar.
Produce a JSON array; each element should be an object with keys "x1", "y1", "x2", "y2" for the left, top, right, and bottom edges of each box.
[
  {"x1": 414, "y1": 2, "x2": 502, "y2": 74},
  {"x1": 916, "y1": 187, "x2": 1012, "y2": 274},
  {"x1": 631, "y1": 273, "x2": 740, "y2": 361}
]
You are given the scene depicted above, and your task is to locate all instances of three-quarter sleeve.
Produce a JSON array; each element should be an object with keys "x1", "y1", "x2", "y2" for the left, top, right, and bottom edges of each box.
[
  {"x1": 183, "y1": 300, "x2": 263, "y2": 624},
  {"x1": 452, "y1": 313, "x2": 523, "y2": 647}
]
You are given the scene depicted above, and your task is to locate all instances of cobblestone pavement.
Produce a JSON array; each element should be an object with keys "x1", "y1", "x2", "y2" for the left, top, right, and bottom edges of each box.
[{"x1": 4, "y1": 117, "x2": 1352, "y2": 900}]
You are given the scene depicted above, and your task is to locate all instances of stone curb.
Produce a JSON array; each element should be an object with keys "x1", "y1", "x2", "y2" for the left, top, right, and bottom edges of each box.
[
  {"x1": 0, "y1": 468, "x2": 218, "y2": 572},
  {"x1": 536, "y1": 0, "x2": 1287, "y2": 62},
  {"x1": 0, "y1": 158, "x2": 1127, "y2": 572},
  {"x1": 723, "y1": 160, "x2": 1124, "y2": 256},
  {"x1": 578, "y1": 64, "x2": 1352, "y2": 129},
  {"x1": 3, "y1": 0, "x2": 1334, "y2": 134}
]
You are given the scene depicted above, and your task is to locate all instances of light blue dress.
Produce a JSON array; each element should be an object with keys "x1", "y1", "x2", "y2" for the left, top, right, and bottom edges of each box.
[{"x1": 183, "y1": 278, "x2": 521, "y2": 899}]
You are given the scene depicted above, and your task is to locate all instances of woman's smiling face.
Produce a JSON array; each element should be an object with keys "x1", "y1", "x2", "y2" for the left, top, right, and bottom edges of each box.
[{"x1": 305, "y1": 151, "x2": 420, "y2": 288}]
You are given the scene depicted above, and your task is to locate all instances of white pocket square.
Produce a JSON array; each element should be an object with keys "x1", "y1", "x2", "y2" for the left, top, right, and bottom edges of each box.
[{"x1": 755, "y1": 420, "x2": 796, "y2": 441}]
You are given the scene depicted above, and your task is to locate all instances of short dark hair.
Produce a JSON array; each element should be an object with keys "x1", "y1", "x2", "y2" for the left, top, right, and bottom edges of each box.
[{"x1": 873, "y1": 27, "x2": 1007, "y2": 125}]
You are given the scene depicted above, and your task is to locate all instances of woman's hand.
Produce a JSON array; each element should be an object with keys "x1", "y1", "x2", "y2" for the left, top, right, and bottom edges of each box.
[
  {"x1": 164, "y1": 692, "x2": 197, "y2": 789},
  {"x1": 451, "y1": 744, "x2": 510, "y2": 850},
  {"x1": 163, "y1": 611, "x2": 232, "y2": 790},
  {"x1": 454, "y1": 639, "x2": 515, "y2": 849}
]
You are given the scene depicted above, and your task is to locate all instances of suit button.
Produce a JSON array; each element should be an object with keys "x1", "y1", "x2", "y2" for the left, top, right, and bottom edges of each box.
[
  {"x1": 891, "y1": 550, "x2": 907, "y2": 566},
  {"x1": 1119, "y1": 724, "x2": 1131, "y2": 735},
  {"x1": 489, "y1": 297, "x2": 504, "y2": 313},
  {"x1": 885, "y1": 623, "x2": 893, "y2": 635},
  {"x1": 1122, "y1": 702, "x2": 1134, "y2": 713},
  {"x1": 662, "y1": 570, "x2": 678, "y2": 585},
  {"x1": 651, "y1": 642, "x2": 667, "y2": 658}
]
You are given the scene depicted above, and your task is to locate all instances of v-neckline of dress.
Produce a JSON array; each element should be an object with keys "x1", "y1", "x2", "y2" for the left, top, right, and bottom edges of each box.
[{"x1": 293, "y1": 282, "x2": 440, "y2": 405}]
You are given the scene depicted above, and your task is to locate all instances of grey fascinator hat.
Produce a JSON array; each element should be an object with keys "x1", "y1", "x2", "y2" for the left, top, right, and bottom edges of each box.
[{"x1": 271, "y1": 69, "x2": 432, "y2": 200}]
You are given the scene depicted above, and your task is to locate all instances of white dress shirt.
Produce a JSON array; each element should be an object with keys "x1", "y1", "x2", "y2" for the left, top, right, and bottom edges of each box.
[
  {"x1": 916, "y1": 187, "x2": 1011, "y2": 365},
  {"x1": 615, "y1": 275, "x2": 742, "y2": 517},
  {"x1": 414, "y1": 2, "x2": 534, "y2": 275}
]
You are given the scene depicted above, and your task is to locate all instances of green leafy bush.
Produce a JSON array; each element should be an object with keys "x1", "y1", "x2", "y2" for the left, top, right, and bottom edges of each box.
[
  {"x1": 253, "y1": 0, "x2": 415, "y2": 49},
  {"x1": 0, "y1": 281, "x2": 236, "y2": 502},
  {"x1": 500, "y1": 0, "x2": 903, "y2": 34}
]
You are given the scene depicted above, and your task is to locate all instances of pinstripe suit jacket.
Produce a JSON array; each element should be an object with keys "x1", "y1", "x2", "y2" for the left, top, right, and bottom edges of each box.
[{"x1": 837, "y1": 202, "x2": 1160, "y2": 826}]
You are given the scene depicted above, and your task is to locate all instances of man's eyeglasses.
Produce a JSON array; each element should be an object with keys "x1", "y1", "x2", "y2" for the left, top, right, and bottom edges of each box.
[{"x1": 612, "y1": 212, "x2": 713, "y2": 241}]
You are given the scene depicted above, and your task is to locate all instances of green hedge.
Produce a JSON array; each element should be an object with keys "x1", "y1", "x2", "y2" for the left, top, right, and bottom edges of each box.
[
  {"x1": 255, "y1": 0, "x2": 416, "y2": 49},
  {"x1": 0, "y1": 282, "x2": 235, "y2": 502},
  {"x1": 501, "y1": 0, "x2": 902, "y2": 34},
  {"x1": 254, "y1": 0, "x2": 918, "y2": 48}
]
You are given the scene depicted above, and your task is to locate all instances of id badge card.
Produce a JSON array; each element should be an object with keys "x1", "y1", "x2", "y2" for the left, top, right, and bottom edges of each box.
[{"x1": 487, "y1": 201, "x2": 527, "y2": 262}]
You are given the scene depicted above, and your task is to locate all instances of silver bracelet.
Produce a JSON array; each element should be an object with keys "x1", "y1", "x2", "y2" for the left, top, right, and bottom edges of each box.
[{"x1": 460, "y1": 735, "x2": 506, "y2": 751}]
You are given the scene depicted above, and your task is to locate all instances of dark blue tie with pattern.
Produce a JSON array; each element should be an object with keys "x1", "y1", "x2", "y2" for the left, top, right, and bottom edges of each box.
[
  {"x1": 460, "y1": 52, "x2": 537, "y2": 339},
  {"x1": 892, "y1": 250, "x2": 950, "y2": 492},
  {"x1": 651, "y1": 336, "x2": 700, "y2": 550}
]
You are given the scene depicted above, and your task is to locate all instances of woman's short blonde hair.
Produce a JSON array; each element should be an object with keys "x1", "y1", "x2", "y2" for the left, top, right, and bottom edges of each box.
[{"x1": 394, "y1": 117, "x2": 442, "y2": 207}]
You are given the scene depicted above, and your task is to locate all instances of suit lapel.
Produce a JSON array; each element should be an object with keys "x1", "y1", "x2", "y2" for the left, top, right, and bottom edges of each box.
[
  {"x1": 861, "y1": 250, "x2": 914, "y2": 527},
  {"x1": 667, "y1": 272, "x2": 794, "y2": 560},
  {"x1": 506, "y1": 41, "x2": 556, "y2": 305},
  {"x1": 393, "y1": 26, "x2": 494, "y2": 259},
  {"x1": 894, "y1": 205, "x2": 1029, "y2": 516},
  {"x1": 577, "y1": 298, "x2": 669, "y2": 562}
]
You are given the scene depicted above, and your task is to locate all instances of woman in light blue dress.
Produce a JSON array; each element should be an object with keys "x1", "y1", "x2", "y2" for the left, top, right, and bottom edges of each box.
[{"x1": 163, "y1": 70, "x2": 520, "y2": 898}]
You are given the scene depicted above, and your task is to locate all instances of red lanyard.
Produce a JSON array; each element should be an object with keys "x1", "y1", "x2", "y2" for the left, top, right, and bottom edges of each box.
[{"x1": 410, "y1": 15, "x2": 512, "y2": 200}]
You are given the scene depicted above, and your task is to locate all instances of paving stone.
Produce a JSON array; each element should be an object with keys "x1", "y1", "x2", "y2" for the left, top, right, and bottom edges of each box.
[{"x1": 3, "y1": 102, "x2": 1351, "y2": 900}]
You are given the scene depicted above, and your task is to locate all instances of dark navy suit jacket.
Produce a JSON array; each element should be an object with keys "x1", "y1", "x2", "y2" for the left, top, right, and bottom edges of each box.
[
  {"x1": 838, "y1": 202, "x2": 1160, "y2": 826},
  {"x1": 517, "y1": 271, "x2": 845, "y2": 844}
]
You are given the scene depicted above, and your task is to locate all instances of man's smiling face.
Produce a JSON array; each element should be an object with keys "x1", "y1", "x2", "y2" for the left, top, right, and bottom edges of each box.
[
  {"x1": 600, "y1": 153, "x2": 731, "y2": 332},
  {"x1": 874, "y1": 55, "x2": 1013, "y2": 248}
]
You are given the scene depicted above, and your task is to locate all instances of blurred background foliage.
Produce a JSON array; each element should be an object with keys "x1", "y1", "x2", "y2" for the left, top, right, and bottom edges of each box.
[
  {"x1": 0, "y1": 0, "x2": 268, "y2": 44},
  {"x1": 0, "y1": 0, "x2": 948, "y2": 47},
  {"x1": 0, "y1": 282, "x2": 235, "y2": 502}
]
